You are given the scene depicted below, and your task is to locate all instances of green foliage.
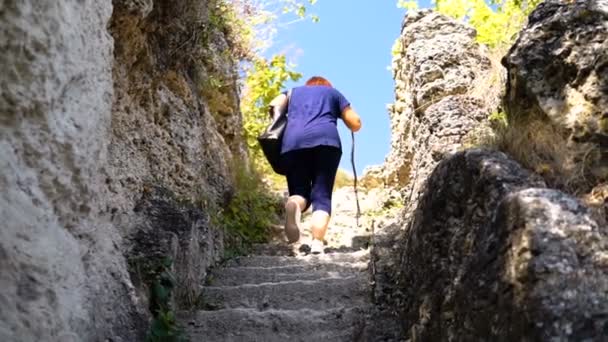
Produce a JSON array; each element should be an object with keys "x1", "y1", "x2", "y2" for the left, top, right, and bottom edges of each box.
[
  {"x1": 364, "y1": 196, "x2": 404, "y2": 219},
  {"x1": 199, "y1": 0, "x2": 318, "y2": 248},
  {"x1": 209, "y1": 0, "x2": 321, "y2": 59},
  {"x1": 398, "y1": 0, "x2": 542, "y2": 48},
  {"x1": 217, "y1": 163, "x2": 282, "y2": 244},
  {"x1": 264, "y1": 171, "x2": 289, "y2": 192},
  {"x1": 282, "y1": 0, "x2": 320, "y2": 22},
  {"x1": 242, "y1": 55, "x2": 302, "y2": 173},
  {"x1": 511, "y1": 0, "x2": 543, "y2": 13},
  {"x1": 208, "y1": 0, "x2": 318, "y2": 183},
  {"x1": 148, "y1": 311, "x2": 184, "y2": 342},
  {"x1": 488, "y1": 110, "x2": 508, "y2": 127},
  {"x1": 397, "y1": 0, "x2": 419, "y2": 10},
  {"x1": 391, "y1": 38, "x2": 403, "y2": 57},
  {"x1": 145, "y1": 258, "x2": 185, "y2": 342},
  {"x1": 207, "y1": 0, "x2": 256, "y2": 59}
]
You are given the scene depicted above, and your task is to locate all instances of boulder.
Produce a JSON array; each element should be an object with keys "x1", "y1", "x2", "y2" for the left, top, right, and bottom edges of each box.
[
  {"x1": 502, "y1": 0, "x2": 608, "y2": 189},
  {"x1": 397, "y1": 149, "x2": 608, "y2": 340},
  {"x1": 384, "y1": 10, "x2": 493, "y2": 205}
]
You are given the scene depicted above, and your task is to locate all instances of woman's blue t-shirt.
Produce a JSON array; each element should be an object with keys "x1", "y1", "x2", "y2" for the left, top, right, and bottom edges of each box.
[{"x1": 281, "y1": 85, "x2": 350, "y2": 154}]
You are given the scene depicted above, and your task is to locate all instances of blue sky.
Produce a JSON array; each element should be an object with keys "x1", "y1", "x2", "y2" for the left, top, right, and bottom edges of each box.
[{"x1": 265, "y1": 1, "x2": 433, "y2": 175}]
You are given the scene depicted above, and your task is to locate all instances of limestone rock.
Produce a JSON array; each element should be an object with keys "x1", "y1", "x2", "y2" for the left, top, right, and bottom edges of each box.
[
  {"x1": 129, "y1": 187, "x2": 225, "y2": 309},
  {"x1": 383, "y1": 10, "x2": 493, "y2": 201},
  {"x1": 0, "y1": 1, "x2": 147, "y2": 340},
  {"x1": 370, "y1": 4, "x2": 608, "y2": 342},
  {"x1": 502, "y1": 0, "x2": 608, "y2": 187},
  {"x1": 397, "y1": 149, "x2": 607, "y2": 340},
  {"x1": 360, "y1": 165, "x2": 385, "y2": 189},
  {"x1": 108, "y1": 0, "x2": 245, "y2": 220},
  {"x1": 1, "y1": 0, "x2": 243, "y2": 340}
]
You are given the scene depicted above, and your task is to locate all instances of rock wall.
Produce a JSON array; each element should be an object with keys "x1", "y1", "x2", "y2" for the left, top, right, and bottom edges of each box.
[
  {"x1": 502, "y1": 0, "x2": 608, "y2": 191},
  {"x1": 109, "y1": 0, "x2": 245, "y2": 313},
  {"x1": 367, "y1": 10, "x2": 493, "y2": 199},
  {"x1": 501, "y1": 0, "x2": 608, "y2": 226},
  {"x1": 0, "y1": 0, "x2": 243, "y2": 340},
  {"x1": 376, "y1": 4, "x2": 608, "y2": 341},
  {"x1": 396, "y1": 150, "x2": 607, "y2": 340}
]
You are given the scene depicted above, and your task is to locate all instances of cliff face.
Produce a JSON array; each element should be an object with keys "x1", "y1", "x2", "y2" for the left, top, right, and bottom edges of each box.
[
  {"x1": 396, "y1": 150, "x2": 607, "y2": 340},
  {"x1": 377, "y1": 4, "x2": 608, "y2": 341},
  {"x1": 109, "y1": 0, "x2": 246, "y2": 313},
  {"x1": 0, "y1": 0, "x2": 243, "y2": 340},
  {"x1": 379, "y1": 10, "x2": 494, "y2": 205},
  {"x1": 502, "y1": 0, "x2": 608, "y2": 191}
]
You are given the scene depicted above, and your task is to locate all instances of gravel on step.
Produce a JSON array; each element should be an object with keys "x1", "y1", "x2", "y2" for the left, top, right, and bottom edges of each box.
[
  {"x1": 179, "y1": 307, "x2": 369, "y2": 342},
  {"x1": 224, "y1": 249, "x2": 370, "y2": 268},
  {"x1": 209, "y1": 262, "x2": 368, "y2": 286},
  {"x1": 200, "y1": 276, "x2": 370, "y2": 311}
]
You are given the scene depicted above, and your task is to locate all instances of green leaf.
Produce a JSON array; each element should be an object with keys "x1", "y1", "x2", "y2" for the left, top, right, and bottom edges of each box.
[{"x1": 297, "y1": 5, "x2": 306, "y2": 17}]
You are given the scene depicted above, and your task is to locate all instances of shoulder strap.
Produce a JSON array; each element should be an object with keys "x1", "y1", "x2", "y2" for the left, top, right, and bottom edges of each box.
[{"x1": 285, "y1": 88, "x2": 292, "y2": 116}]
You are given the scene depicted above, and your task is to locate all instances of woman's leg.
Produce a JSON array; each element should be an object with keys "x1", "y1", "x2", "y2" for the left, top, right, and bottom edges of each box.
[
  {"x1": 284, "y1": 195, "x2": 307, "y2": 243},
  {"x1": 309, "y1": 146, "x2": 342, "y2": 248},
  {"x1": 283, "y1": 149, "x2": 313, "y2": 243},
  {"x1": 311, "y1": 210, "x2": 330, "y2": 241}
]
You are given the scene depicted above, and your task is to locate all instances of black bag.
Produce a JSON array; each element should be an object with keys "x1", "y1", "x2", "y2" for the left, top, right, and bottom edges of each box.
[{"x1": 257, "y1": 90, "x2": 291, "y2": 175}]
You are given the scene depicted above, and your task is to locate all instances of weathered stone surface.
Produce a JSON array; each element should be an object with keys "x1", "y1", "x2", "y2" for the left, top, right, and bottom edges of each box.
[
  {"x1": 502, "y1": 0, "x2": 608, "y2": 187},
  {"x1": 108, "y1": 2, "x2": 245, "y2": 322},
  {"x1": 0, "y1": 0, "x2": 243, "y2": 340},
  {"x1": 0, "y1": 1, "x2": 145, "y2": 341},
  {"x1": 381, "y1": 10, "x2": 493, "y2": 203},
  {"x1": 395, "y1": 149, "x2": 608, "y2": 341},
  {"x1": 108, "y1": 0, "x2": 245, "y2": 221},
  {"x1": 129, "y1": 187, "x2": 224, "y2": 308}
]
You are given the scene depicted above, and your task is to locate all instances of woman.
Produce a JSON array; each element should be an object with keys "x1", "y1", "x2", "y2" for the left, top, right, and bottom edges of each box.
[{"x1": 270, "y1": 76, "x2": 362, "y2": 254}]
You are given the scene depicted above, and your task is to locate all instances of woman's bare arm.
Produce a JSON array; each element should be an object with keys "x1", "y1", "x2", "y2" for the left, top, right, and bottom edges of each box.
[{"x1": 341, "y1": 106, "x2": 362, "y2": 132}]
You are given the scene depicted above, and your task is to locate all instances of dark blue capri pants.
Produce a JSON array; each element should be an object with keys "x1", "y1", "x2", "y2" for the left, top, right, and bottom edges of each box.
[{"x1": 282, "y1": 146, "x2": 342, "y2": 215}]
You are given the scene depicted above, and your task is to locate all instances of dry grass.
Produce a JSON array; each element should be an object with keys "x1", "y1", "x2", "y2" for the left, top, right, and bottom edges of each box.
[
  {"x1": 491, "y1": 110, "x2": 602, "y2": 194},
  {"x1": 468, "y1": 46, "x2": 509, "y2": 112},
  {"x1": 334, "y1": 168, "x2": 354, "y2": 190},
  {"x1": 262, "y1": 171, "x2": 288, "y2": 193},
  {"x1": 464, "y1": 46, "x2": 603, "y2": 196},
  {"x1": 582, "y1": 182, "x2": 608, "y2": 227}
]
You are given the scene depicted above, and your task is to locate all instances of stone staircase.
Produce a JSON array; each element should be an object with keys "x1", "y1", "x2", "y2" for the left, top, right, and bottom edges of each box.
[
  {"x1": 178, "y1": 187, "x2": 403, "y2": 341},
  {"x1": 179, "y1": 247, "x2": 401, "y2": 341}
]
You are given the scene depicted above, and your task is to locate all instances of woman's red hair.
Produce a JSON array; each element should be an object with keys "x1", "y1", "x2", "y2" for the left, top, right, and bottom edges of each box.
[{"x1": 305, "y1": 76, "x2": 332, "y2": 87}]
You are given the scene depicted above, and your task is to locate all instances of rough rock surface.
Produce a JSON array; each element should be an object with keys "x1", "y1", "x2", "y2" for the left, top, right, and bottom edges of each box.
[
  {"x1": 109, "y1": 0, "x2": 245, "y2": 312},
  {"x1": 0, "y1": 1, "x2": 143, "y2": 341},
  {"x1": 502, "y1": 0, "x2": 608, "y2": 187},
  {"x1": 369, "y1": 6, "x2": 608, "y2": 342},
  {"x1": 394, "y1": 149, "x2": 608, "y2": 341},
  {"x1": 129, "y1": 187, "x2": 225, "y2": 309},
  {"x1": 1, "y1": 0, "x2": 242, "y2": 340},
  {"x1": 374, "y1": 10, "x2": 492, "y2": 196},
  {"x1": 109, "y1": 0, "x2": 246, "y2": 213}
]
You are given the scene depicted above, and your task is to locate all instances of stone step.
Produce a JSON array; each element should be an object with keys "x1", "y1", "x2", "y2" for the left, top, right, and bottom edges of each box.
[
  {"x1": 200, "y1": 276, "x2": 370, "y2": 311},
  {"x1": 225, "y1": 250, "x2": 370, "y2": 268},
  {"x1": 209, "y1": 262, "x2": 368, "y2": 286},
  {"x1": 179, "y1": 307, "x2": 368, "y2": 342}
]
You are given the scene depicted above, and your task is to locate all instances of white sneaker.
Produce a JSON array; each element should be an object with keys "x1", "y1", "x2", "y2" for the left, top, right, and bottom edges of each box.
[
  {"x1": 284, "y1": 201, "x2": 301, "y2": 243},
  {"x1": 310, "y1": 239, "x2": 324, "y2": 255}
]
